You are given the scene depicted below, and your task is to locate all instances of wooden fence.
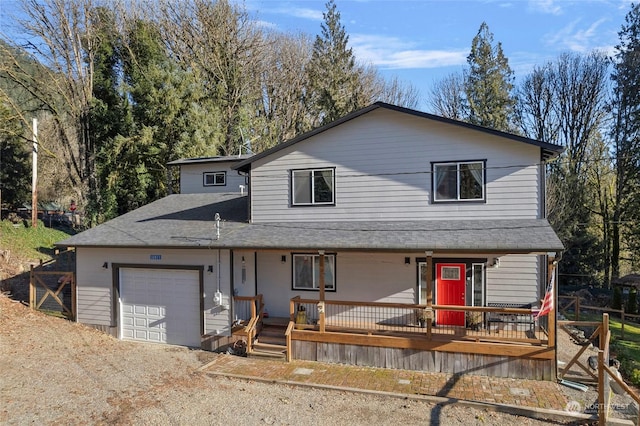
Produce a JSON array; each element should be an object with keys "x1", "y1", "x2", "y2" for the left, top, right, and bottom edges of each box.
[{"x1": 559, "y1": 295, "x2": 640, "y2": 339}]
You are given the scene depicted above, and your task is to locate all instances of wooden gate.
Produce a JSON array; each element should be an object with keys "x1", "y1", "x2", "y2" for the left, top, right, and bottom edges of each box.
[{"x1": 29, "y1": 250, "x2": 75, "y2": 320}]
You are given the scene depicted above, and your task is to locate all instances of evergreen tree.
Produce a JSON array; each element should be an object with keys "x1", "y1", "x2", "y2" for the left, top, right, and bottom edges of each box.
[
  {"x1": 611, "y1": 3, "x2": 640, "y2": 275},
  {"x1": 121, "y1": 18, "x2": 216, "y2": 205},
  {"x1": 306, "y1": 0, "x2": 366, "y2": 126},
  {"x1": 89, "y1": 7, "x2": 133, "y2": 221},
  {"x1": 159, "y1": 0, "x2": 263, "y2": 156},
  {"x1": 465, "y1": 22, "x2": 515, "y2": 132},
  {"x1": 0, "y1": 101, "x2": 30, "y2": 210}
]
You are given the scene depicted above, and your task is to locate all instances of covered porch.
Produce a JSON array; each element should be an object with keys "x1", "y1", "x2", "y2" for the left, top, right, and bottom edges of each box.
[{"x1": 232, "y1": 253, "x2": 558, "y2": 380}]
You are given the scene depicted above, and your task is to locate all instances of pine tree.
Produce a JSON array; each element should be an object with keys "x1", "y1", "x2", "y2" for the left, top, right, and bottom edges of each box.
[
  {"x1": 611, "y1": 3, "x2": 640, "y2": 275},
  {"x1": 306, "y1": 0, "x2": 365, "y2": 126},
  {"x1": 0, "y1": 101, "x2": 30, "y2": 210},
  {"x1": 465, "y1": 22, "x2": 515, "y2": 132}
]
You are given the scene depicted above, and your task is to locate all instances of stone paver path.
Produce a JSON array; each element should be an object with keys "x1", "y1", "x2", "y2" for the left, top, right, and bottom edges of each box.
[{"x1": 202, "y1": 354, "x2": 569, "y2": 411}]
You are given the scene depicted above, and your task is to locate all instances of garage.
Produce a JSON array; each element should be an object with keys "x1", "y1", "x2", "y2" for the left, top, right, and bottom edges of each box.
[{"x1": 119, "y1": 268, "x2": 202, "y2": 347}]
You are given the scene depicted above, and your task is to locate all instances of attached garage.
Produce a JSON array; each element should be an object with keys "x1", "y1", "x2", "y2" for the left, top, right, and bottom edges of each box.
[{"x1": 119, "y1": 267, "x2": 202, "y2": 347}]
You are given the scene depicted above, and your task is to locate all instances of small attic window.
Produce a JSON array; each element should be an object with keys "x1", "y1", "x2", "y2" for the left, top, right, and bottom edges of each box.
[{"x1": 203, "y1": 171, "x2": 226, "y2": 186}]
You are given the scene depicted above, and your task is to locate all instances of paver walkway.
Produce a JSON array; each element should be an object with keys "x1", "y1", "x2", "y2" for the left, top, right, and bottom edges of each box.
[{"x1": 201, "y1": 354, "x2": 570, "y2": 412}]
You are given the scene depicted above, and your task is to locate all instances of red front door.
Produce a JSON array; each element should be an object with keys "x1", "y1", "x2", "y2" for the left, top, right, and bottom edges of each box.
[{"x1": 436, "y1": 263, "x2": 466, "y2": 326}]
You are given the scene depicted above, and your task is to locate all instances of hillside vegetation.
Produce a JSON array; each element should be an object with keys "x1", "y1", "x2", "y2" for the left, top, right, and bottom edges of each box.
[{"x1": 0, "y1": 220, "x2": 72, "y2": 299}]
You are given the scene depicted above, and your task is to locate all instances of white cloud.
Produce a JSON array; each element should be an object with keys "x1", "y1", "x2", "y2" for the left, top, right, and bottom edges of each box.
[
  {"x1": 350, "y1": 34, "x2": 468, "y2": 70},
  {"x1": 528, "y1": 0, "x2": 563, "y2": 15},
  {"x1": 266, "y1": 6, "x2": 323, "y2": 21},
  {"x1": 544, "y1": 18, "x2": 608, "y2": 52}
]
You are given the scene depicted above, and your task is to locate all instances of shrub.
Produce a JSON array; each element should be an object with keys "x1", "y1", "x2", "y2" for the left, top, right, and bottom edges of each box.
[
  {"x1": 612, "y1": 286, "x2": 623, "y2": 310},
  {"x1": 626, "y1": 287, "x2": 638, "y2": 315}
]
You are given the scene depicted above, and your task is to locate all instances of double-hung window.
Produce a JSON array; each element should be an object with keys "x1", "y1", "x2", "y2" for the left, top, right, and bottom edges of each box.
[
  {"x1": 292, "y1": 254, "x2": 336, "y2": 291},
  {"x1": 292, "y1": 168, "x2": 335, "y2": 206},
  {"x1": 203, "y1": 171, "x2": 226, "y2": 186},
  {"x1": 432, "y1": 161, "x2": 485, "y2": 202}
]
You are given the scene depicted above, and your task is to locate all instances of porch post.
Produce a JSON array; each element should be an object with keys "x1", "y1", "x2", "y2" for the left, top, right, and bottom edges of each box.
[
  {"x1": 426, "y1": 251, "x2": 433, "y2": 339},
  {"x1": 318, "y1": 250, "x2": 326, "y2": 333},
  {"x1": 548, "y1": 257, "x2": 556, "y2": 350}
]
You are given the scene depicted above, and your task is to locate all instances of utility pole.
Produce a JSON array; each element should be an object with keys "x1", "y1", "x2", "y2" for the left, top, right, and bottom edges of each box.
[{"x1": 31, "y1": 118, "x2": 38, "y2": 228}]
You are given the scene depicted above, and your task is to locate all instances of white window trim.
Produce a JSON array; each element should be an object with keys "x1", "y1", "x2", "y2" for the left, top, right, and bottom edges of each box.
[
  {"x1": 432, "y1": 160, "x2": 485, "y2": 202},
  {"x1": 203, "y1": 171, "x2": 226, "y2": 187},
  {"x1": 292, "y1": 253, "x2": 336, "y2": 291},
  {"x1": 291, "y1": 168, "x2": 335, "y2": 206}
]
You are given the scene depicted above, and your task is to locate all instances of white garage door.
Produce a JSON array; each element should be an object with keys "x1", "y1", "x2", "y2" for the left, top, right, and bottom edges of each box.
[{"x1": 120, "y1": 268, "x2": 201, "y2": 347}]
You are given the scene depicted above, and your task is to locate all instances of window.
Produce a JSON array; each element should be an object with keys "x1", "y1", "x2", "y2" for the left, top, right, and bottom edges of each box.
[
  {"x1": 432, "y1": 161, "x2": 484, "y2": 202},
  {"x1": 441, "y1": 266, "x2": 461, "y2": 280},
  {"x1": 292, "y1": 168, "x2": 335, "y2": 205},
  {"x1": 292, "y1": 254, "x2": 336, "y2": 291},
  {"x1": 203, "y1": 172, "x2": 226, "y2": 186}
]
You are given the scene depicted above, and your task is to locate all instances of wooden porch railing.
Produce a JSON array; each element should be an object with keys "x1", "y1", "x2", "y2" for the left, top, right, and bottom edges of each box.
[
  {"x1": 232, "y1": 294, "x2": 264, "y2": 354},
  {"x1": 289, "y1": 296, "x2": 547, "y2": 345}
]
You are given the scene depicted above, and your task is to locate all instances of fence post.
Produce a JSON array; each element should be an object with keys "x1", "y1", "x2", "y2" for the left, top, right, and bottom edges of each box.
[
  {"x1": 575, "y1": 296, "x2": 580, "y2": 321},
  {"x1": 620, "y1": 310, "x2": 625, "y2": 340},
  {"x1": 71, "y1": 275, "x2": 76, "y2": 321},
  {"x1": 29, "y1": 264, "x2": 34, "y2": 309},
  {"x1": 598, "y1": 349, "x2": 606, "y2": 425}
]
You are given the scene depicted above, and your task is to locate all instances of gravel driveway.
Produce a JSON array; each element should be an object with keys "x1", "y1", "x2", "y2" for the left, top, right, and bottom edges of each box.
[{"x1": 0, "y1": 294, "x2": 604, "y2": 425}]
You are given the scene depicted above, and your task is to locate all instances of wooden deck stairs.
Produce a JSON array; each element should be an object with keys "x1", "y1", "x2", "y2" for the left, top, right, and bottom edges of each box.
[{"x1": 251, "y1": 317, "x2": 288, "y2": 360}]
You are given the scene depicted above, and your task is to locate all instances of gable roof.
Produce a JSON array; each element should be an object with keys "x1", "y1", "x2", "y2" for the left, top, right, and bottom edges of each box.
[
  {"x1": 234, "y1": 102, "x2": 564, "y2": 173},
  {"x1": 57, "y1": 193, "x2": 563, "y2": 253}
]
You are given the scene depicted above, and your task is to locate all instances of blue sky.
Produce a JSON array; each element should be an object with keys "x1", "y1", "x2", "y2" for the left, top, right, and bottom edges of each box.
[
  {"x1": 247, "y1": 0, "x2": 633, "y2": 108},
  {"x1": 0, "y1": 0, "x2": 632, "y2": 110}
]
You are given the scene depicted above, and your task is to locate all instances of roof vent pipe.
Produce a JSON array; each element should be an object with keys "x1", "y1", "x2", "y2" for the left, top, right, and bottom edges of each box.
[{"x1": 215, "y1": 213, "x2": 221, "y2": 240}]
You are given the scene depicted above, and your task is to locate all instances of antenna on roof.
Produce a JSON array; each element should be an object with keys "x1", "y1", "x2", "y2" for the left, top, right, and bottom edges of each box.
[{"x1": 238, "y1": 128, "x2": 256, "y2": 157}]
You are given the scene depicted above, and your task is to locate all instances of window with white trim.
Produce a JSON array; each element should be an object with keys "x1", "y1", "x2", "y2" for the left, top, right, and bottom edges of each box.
[
  {"x1": 292, "y1": 254, "x2": 336, "y2": 291},
  {"x1": 203, "y1": 171, "x2": 226, "y2": 186},
  {"x1": 292, "y1": 168, "x2": 335, "y2": 205},
  {"x1": 433, "y1": 161, "x2": 484, "y2": 202}
]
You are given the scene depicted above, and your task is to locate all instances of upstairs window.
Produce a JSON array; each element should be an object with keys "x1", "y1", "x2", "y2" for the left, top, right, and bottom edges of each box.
[
  {"x1": 292, "y1": 168, "x2": 335, "y2": 206},
  {"x1": 203, "y1": 172, "x2": 226, "y2": 186},
  {"x1": 433, "y1": 161, "x2": 485, "y2": 202},
  {"x1": 292, "y1": 253, "x2": 336, "y2": 291}
]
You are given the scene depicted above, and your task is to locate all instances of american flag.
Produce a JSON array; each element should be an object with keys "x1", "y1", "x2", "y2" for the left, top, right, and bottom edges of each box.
[{"x1": 535, "y1": 270, "x2": 555, "y2": 319}]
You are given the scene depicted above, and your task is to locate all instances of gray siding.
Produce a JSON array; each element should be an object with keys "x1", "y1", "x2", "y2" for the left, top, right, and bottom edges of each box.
[
  {"x1": 485, "y1": 254, "x2": 539, "y2": 305},
  {"x1": 75, "y1": 247, "x2": 233, "y2": 337},
  {"x1": 250, "y1": 109, "x2": 541, "y2": 222},
  {"x1": 179, "y1": 162, "x2": 247, "y2": 194},
  {"x1": 256, "y1": 251, "x2": 424, "y2": 318}
]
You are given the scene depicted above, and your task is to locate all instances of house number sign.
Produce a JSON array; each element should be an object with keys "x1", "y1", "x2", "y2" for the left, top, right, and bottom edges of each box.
[{"x1": 150, "y1": 254, "x2": 162, "y2": 260}]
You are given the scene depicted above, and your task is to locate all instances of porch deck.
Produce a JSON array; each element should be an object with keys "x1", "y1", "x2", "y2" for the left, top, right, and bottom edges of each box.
[{"x1": 233, "y1": 295, "x2": 555, "y2": 380}]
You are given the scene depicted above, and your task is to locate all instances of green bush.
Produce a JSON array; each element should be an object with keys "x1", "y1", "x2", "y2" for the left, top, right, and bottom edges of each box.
[
  {"x1": 626, "y1": 287, "x2": 638, "y2": 315},
  {"x1": 612, "y1": 286, "x2": 623, "y2": 310}
]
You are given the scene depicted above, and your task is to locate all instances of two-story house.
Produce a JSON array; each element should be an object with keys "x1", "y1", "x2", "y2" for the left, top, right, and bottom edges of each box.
[{"x1": 57, "y1": 103, "x2": 564, "y2": 380}]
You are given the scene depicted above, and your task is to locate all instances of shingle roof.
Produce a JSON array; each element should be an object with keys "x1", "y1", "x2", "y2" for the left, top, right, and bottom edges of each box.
[
  {"x1": 166, "y1": 155, "x2": 251, "y2": 166},
  {"x1": 57, "y1": 193, "x2": 564, "y2": 253}
]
